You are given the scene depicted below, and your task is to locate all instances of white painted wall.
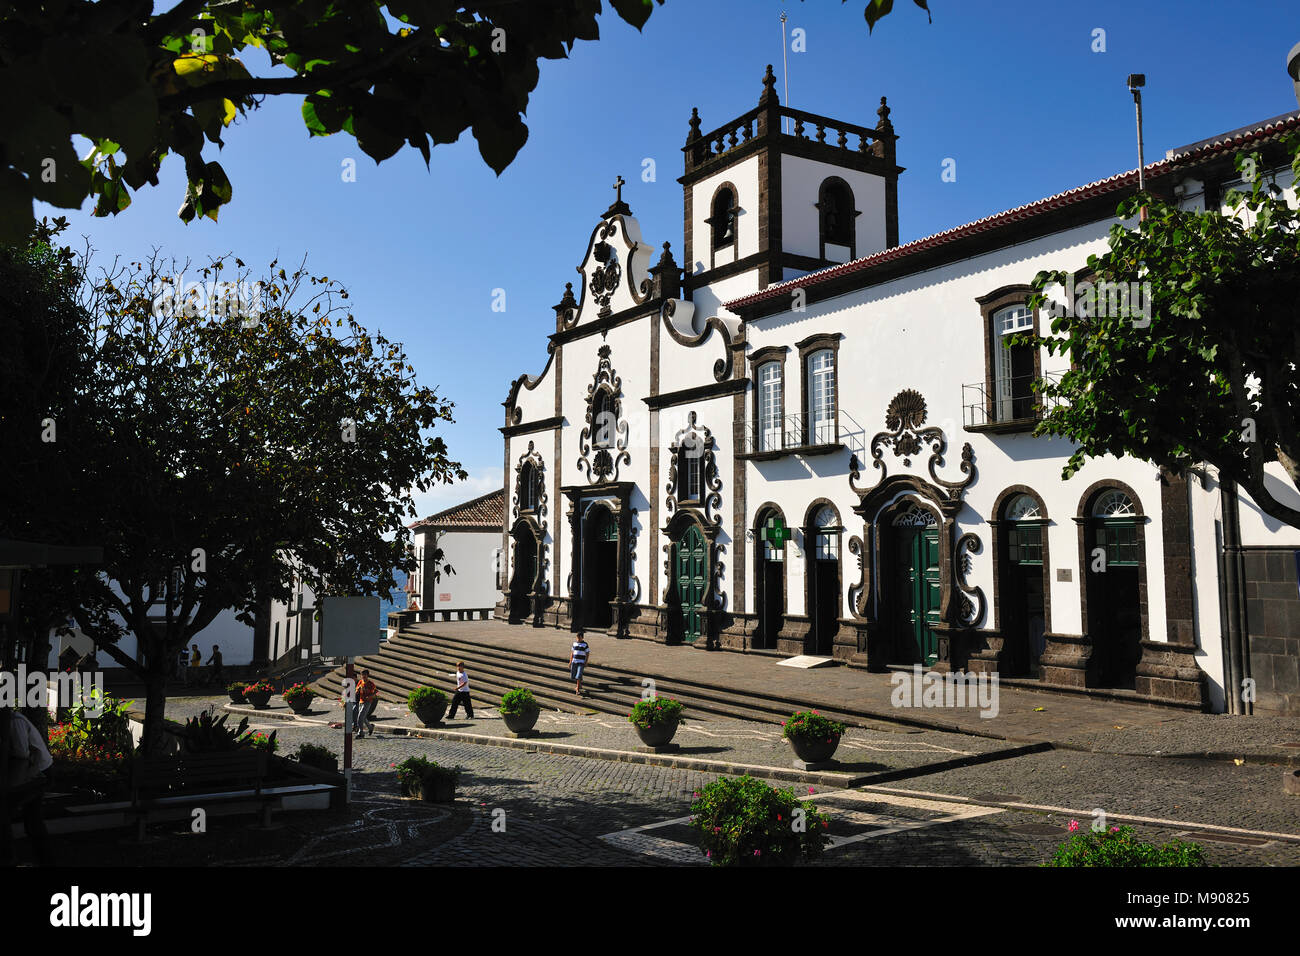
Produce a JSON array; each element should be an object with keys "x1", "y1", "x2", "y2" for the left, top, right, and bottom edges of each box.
[
  {"x1": 689, "y1": 155, "x2": 760, "y2": 275},
  {"x1": 416, "y1": 529, "x2": 501, "y2": 611},
  {"x1": 781, "y1": 154, "x2": 888, "y2": 262}
]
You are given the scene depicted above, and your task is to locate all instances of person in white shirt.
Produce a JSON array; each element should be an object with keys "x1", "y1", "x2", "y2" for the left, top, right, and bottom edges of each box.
[{"x1": 447, "y1": 662, "x2": 474, "y2": 720}]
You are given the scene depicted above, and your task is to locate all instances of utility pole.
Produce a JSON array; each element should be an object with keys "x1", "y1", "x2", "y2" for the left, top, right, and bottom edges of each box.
[{"x1": 1128, "y1": 73, "x2": 1147, "y2": 221}]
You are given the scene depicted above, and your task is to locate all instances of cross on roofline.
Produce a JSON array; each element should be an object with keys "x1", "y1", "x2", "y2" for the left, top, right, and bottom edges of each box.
[{"x1": 613, "y1": 175, "x2": 625, "y2": 203}]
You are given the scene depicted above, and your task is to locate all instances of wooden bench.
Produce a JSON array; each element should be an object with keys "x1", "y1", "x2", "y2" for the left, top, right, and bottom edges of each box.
[{"x1": 68, "y1": 751, "x2": 334, "y2": 839}]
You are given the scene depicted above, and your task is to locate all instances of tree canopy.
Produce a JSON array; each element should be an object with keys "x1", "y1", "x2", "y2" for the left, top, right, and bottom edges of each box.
[
  {"x1": 0, "y1": 0, "x2": 926, "y2": 243},
  {"x1": 1020, "y1": 137, "x2": 1300, "y2": 530}
]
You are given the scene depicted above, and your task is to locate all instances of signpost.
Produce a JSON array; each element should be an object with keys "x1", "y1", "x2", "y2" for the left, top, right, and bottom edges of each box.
[{"x1": 319, "y1": 596, "x2": 382, "y2": 803}]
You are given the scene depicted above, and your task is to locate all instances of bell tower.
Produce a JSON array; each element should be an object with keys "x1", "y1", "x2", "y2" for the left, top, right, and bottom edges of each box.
[{"x1": 679, "y1": 65, "x2": 902, "y2": 313}]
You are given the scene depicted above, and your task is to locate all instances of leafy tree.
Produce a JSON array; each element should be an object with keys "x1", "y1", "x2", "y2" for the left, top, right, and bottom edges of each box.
[
  {"x1": 1019, "y1": 137, "x2": 1300, "y2": 530},
  {"x1": 0, "y1": 0, "x2": 925, "y2": 242},
  {"x1": 4, "y1": 224, "x2": 466, "y2": 753}
]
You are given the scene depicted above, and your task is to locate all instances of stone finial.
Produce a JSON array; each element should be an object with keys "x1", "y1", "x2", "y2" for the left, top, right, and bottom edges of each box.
[
  {"x1": 687, "y1": 106, "x2": 702, "y2": 142},
  {"x1": 557, "y1": 281, "x2": 577, "y2": 311},
  {"x1": 876, "y1": 96, "x2": 893, "y2": 131},
  {"x1": 650, "y1": 242, "x2": 680, "y2": 300},
  {"x1": 760, "y1": 63, "x2": 778, "y2": 105}
]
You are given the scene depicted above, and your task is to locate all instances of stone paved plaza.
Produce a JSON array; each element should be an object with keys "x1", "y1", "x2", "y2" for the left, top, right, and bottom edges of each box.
[{"x1": 47, "y1": 694, "x2": 1300, "y2": 868}]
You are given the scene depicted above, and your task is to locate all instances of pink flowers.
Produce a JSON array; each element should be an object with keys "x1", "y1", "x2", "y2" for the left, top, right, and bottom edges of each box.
[
  {"x1": 1111, "y1": 826, "x2": 1121, "y2": 833},
  {"x1": 808, "y1": 786, "x2": 815, "y2": 794},
  {"x1": 753, "y1": 849, "x2": 761, "y2": 856},
  {"x1": 1067, "y1": 819, "x2": 1080, "y2": 832}
]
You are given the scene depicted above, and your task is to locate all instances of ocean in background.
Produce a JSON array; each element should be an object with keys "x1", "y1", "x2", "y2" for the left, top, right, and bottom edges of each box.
[{"x1": 378, "y1": 568, "x2": 409, "y2": 625}]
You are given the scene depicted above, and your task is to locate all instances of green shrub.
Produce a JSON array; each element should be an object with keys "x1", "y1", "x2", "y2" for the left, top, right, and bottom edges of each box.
[
  {"x1": 61, "y1": 690, "x2": 134, "y2": 756},
  {"x1": 499, "y1": 687, "x2": 540, "y2": 716},
  {"x1": 1046, "y1": 821, "x2": 1207, "y2": 867},
  {"x1": 628, "y1": 696, "x2": 684, "y2": 730},
  {"x1": 407, "y1": 686, "x2": 447, "y2": 712},
  {"x1": 781, "y1": 710, "x2": 845, "y2": 743},
  {"x1": 394, "y1": 755, "x2": 462, "y2": 794},
  {"x1": 245, "y1": 731, "x2": 278, "y2": 753},
  {"x1": 292, "y1": 742, "x2": 338, "y2": 770},
  {"x1": 689, "y1": 775, "x2": 830, "y2": 866},
  {"x1": 226, "y1": 681, "x2": 248, "y2": 699}
]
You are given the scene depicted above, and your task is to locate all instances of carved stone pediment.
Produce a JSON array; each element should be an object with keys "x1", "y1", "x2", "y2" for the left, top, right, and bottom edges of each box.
[{"x1": 850, "y1": 388, "x2": 976, "y2": 503}]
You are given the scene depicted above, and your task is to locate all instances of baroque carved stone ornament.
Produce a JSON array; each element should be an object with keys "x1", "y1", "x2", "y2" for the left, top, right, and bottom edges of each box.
[
  {"x1": 588, "y1": 223, "x2": 622, "y2": 318},
  {"x1": 512, "y1": 441, "x2": 548, "y2": 529},
  {"x1": 665, "y1": 410, "x2": 724, "y2": 526},
  {"x1": 577, "y1": 344, "x2": 631, "y2": 483},
  {"x1": 850, "y1": 388, "x2": 976, "y2": 500}
]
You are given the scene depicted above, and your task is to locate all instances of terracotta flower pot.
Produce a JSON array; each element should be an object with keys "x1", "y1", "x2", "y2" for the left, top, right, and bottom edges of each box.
[
  {"x1": 287, "y1": 696, "x2": 314, "y2": 714},
  {"x1": 788, "y1": 733, "x2": 840, "y2": 764},
  {"x1": 635, "y1": 716, "x2": 680, "y2": 748},
  {"x1": 502, "y1": 708, "x2": 540, "y2": 735}
]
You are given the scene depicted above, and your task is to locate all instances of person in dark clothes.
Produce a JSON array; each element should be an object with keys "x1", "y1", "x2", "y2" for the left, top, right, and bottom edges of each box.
[{"x1": 204, "y1": 645, "x2": 223, "y2": 686}]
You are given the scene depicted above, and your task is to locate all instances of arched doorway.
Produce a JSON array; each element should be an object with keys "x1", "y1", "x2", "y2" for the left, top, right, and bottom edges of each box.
[
  {"x1": 1084, "y1": 487, "x2": 1143, "y2": 688},
  {"x1": 998, "y1": 492, "x2": 1047, "y2": 676},
  {"x1": 671, "y1": 521, "x2": 708, "y2": 644},
  {"x1": 509, "y1": 522, "x2": 538, "y2": 623},
  {"x1": 583, "y1": 505, "x2": 619, "y2": 630},
  {"x1": 806, "y1": 503, "x2": 841, "y2": 656},
  {"x1": 886, "y1": 501, "x2": 940, "y2": 666},
  {"x1": 754, "y1": 507, "x2": 787, "y2": 650}
]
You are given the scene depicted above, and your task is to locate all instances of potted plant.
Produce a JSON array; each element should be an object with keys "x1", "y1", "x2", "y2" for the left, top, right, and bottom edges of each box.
[
  {"x1": 782, "y1": 710, "x2": 846, "y2": 765},
  {"x1": 292, "y1": 742, "x2": 338, "y2": 772},
  {"x1": 499, "y1": 688, "x2": 541, "y2": 735},
  {"x1": 226, "y1": 681, "x2": 248, "y2": 704},
  {"x1": 689, "y1": 775, "x2": 831, "y2": 866},
  {"x1": 628, "y1": 696, "x2": 684, "y2": 748},
  {"x1": 245, "y1": 730, "x2": 278, "y2": 753},
  {"x1": 243, "y1": 679, "x2": 276, "y2": 709},
  {"x1": 283, "y1": 682, "x2": 317, "y2": 714},
  {"x1": 407, "y1": 686, "x2": 448, "y2": 727},
  {"x1": 1046, "y1": 820, "x2": 1206, "y2": 867},
  {"x1": 394, "y1": 755, "x2": 462, "y2": 803}
]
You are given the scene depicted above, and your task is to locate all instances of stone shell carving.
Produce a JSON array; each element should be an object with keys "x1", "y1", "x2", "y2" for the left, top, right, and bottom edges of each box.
[{"x1": 850, "y1": 388, "x2": 976, "y2": 500}]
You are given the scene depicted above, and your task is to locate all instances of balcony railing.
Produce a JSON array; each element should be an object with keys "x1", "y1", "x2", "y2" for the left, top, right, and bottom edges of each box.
[
  {"x1": 734, "y1": 410, "x2": 866, "y2": 458},
  {"x1": 962, "y1": 371, "x2": 1065, "y2": 430}
]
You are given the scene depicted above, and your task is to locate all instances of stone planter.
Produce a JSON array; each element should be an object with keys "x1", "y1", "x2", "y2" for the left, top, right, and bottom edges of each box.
[
  {"x1": 413, "y1": 700, "x2": 448, "y2": 727},
  {"x1": 502, "y1": 708, "x2": 540, "y2": 737},
  {"x1": 244, "y1": 690, "x2": 272, "y2": 709},
  {"x1": 286, "y1": 696, "x2": 314, "y2": 715},
  {"x1": 787, "y1": 733, "x2": 840, "y2": 766},
  {"x1": 634, "y1": 717, "x2": 680, "y2": 749},
  {"x1": 416, "y1": 778, "x2": 457, "y2": 803},
  {"x1": 227, "y1": 689, "x2": 246, "y2": 704}
]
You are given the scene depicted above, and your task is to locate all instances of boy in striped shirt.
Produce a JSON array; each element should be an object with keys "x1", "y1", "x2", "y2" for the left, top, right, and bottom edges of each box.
[{"x1": 569, "y1": 630, "x2": 590, "y2": 696}]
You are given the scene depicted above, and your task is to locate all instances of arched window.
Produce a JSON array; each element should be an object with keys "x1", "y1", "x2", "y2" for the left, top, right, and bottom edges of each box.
[
  {"x1": 711, "y1": 188, "x2": 736, "y2": 250},
  {"x1": 676, "y1": 443, "x2": 702, "y2": 503},
  {"x1": 1091, "y1": 488, "x2": 1139, "y2": 566},
  {"x1": 519, "y1": 462, "x2": 538, "y2": 512},
  {"x1": 818, "y1": 179, "x2": 855, "y2": 253},
  {"x1": 757, "y1": 361, "x2": 784, "y2": 452},
  {"x1": 812, "y1": 504, "x2": 839, "y2": 559},
  {"x1": 593, "y1": 387, "x2": 615, "y2": 448},
  {"x1": 993, "y1": 303, "x2": 1035, "y2": 421},
  {"x1": 1004, "y1": 493, "x2": 1043, "y2": 565}
]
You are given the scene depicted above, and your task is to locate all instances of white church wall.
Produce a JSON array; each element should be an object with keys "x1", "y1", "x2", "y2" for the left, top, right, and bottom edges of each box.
[
  {"x1": 780, "y1": 154, "x2": 888, "y2": 262},
  {"x1": 688, "y1": 156, "x2": 761, "y2": 275}
]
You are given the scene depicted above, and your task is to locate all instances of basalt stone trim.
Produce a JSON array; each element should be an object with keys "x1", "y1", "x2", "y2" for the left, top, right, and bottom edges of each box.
[
  {"x1": 500, "y1": 415, "x2": 565, "y2": 437},
  {"x1": 550, "y1": 299, "x2": 664, "y2": 345},
  {"x1": 987, "y1": 484, "x2": 1053, "y2": 673},
  {"x1": 1039, "y1": 632, "x2": 1091, "y2": 689},
  {"x1": 1134, "y1": 639, "x2": 1209, "y2": 708},
  {"x1": 731, "y1": 331, "x2": 748, "y2": 617},
  {"x1": 642, "y1": 378, "x2": 748, "y2": 409},
  {"x1": 1159, "y1": 468, "x2": 1195, "y2": 644},
  {"x1": 649, "y1": 312, "x2": 661, "y2": 608},
  {"x1": 1074, "y1": 478, "x2": 1150, "y2": 676},
  {"x1": 1241, "y1": 547, "x2": 1300, "y2": 716},
  {"x1": 975, "y1": 285, "x2": 1042, "y2": 431}
]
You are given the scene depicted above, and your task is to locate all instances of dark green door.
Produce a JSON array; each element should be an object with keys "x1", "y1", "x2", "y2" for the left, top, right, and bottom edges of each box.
[
  {"x1": 896, "y1": 526, "x2": 940, "y2": 665},
  {"x1": 674, "y1": 525, "x2": 707, "y2": 644}
]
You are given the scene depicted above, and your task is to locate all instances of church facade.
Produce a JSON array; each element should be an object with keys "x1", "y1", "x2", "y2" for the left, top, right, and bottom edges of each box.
[{"x1": 497, "y1": 65, "x2": 1300, "y2": 716}]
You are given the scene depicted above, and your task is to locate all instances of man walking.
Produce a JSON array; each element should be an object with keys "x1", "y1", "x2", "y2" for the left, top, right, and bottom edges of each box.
[
  {"x1": 354, "y1": 669, "x2": 378, "y2": 738},
  {"x1": 204, "y1": 645, "x2": 224, "y2": 687},
  {"x1": 570, "y1": 630, "x2": 590, "y2": 696},
  {"x1": 447, "y1": 662, "x2": 474, "y2": 720}
]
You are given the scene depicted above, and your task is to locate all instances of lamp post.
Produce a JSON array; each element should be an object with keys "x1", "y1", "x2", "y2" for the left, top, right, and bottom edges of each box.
[{"x1": 1127, "y1": 73, "x2": 1147, "y2": 221}]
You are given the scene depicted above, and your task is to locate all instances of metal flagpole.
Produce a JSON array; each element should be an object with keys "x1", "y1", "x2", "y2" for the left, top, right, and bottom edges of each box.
[{"x1": 780, "y1": 12, "x2": 790, "y2": 133}]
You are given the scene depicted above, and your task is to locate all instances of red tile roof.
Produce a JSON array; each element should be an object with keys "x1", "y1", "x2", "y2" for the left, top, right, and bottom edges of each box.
[
  {"x1": 410, "y1": 488, "x2": 504, "y2": 532},
  {"x1": 725, "y1": 110, "x2": 1300, "y2": 312}
]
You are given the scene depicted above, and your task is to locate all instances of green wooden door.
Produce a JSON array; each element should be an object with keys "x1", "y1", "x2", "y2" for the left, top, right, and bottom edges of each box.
[
  {"x1": 675, "y1": 525, "x2": 707, "y2": 644},
  {"x1": 899, "y1": 527, "x2": 940, "y2": 666}
]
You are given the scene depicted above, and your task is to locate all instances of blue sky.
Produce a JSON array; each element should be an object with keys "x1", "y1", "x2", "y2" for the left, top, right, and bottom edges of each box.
[{"x1": 42, "y1": 0, "x2": 1300, "y2": 520}]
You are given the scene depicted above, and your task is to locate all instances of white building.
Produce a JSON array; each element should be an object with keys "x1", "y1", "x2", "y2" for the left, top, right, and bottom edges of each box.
[
  {"x1": 409, "y1": 489, "x2": 505, "y2": 621},
  {"x1": 498, "y1": 65, "x2": 1300, "y2": 716}
]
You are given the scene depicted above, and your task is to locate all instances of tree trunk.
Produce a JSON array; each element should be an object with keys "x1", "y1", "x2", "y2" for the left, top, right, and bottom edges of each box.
[{"x1": 141, "y1": 671, "x2": 170, "y2": 757}]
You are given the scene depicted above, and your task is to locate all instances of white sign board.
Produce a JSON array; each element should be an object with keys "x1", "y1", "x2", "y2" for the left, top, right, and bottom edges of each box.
[{"x1": 319, "y1": 596, "x2": 382, "y2": 657}]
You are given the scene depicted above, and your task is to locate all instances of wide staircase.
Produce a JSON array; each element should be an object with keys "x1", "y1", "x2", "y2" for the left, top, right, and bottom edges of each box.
[{"x1": 313, "y1": 626, "x2": 906, "y2": 731}]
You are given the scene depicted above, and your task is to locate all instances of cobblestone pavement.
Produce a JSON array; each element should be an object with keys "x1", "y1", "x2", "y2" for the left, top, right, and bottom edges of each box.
[{"x1": 51, "y1": 696, "x2": 1299, "y2": 868}]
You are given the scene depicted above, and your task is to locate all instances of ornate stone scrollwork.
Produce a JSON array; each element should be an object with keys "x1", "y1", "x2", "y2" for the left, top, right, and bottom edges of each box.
[
  {"x1": 627, "y1": 507, "x2": 640, "y2": 602},
  {"x1": 660, "y1": 299, "x2": 735, "y2": 383},
  {"x1": 665, "y1": 410, "x2": 724, "y2": 526},
  {"x1": 954, "y1": 532, "x2": 986, "y2": 627},
  {"x1": 713, "y1": 542, "x2": 727, "y2": 610},
  {"x1": 577, "y1": 344, "x2": 631, "y2": 483},
  {"x1": 847, "y1": 535, "x2": 868, "y2": 620},
  {"x1": 505, "y1": 341, "x2": 557, "y2": 425},
  {"x1": 512, "y1": 441, "x2": 548, "y2": 533},
  {"x1": 850, "y1": 388, "x2": 977, "y2": 500},
  {"x1": 589, "y1": 223, "x2": 621, "y2": 317}
]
